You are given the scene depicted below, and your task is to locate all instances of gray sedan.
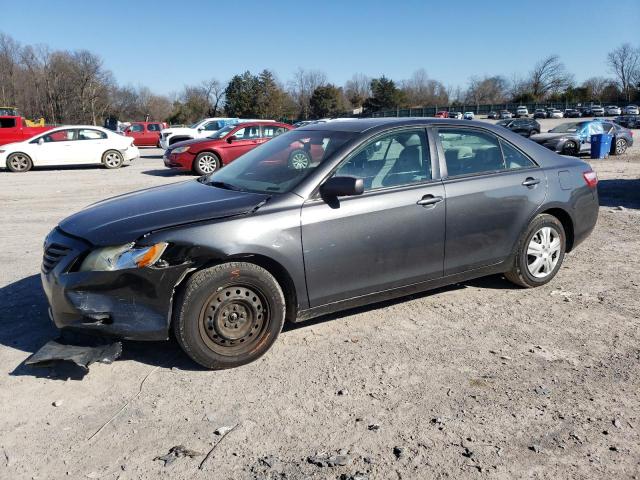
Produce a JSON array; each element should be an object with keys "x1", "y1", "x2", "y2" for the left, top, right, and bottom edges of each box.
[{"x1": 42, "y1": 118, "x2": 599, "y2": 369}]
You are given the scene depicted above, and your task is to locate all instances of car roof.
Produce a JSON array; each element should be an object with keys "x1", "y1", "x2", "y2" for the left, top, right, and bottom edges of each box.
[{"x1": 233, "y1": 121, "x2": 290, "y2": 127}]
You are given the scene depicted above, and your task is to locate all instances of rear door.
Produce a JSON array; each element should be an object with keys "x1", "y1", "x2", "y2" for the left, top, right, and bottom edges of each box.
[
  {"x1": 76, "y1": 128, "x2": 108, "y2": 163},
  {"x1": 147, "y1": 123, "x2": 162, "y2": 146},
  {"x1": 301, "y1": 128, "x2": 446, "y2": 307},
  {"x1": 435, "y1": 126, "x2": 546, "y2": 275}
]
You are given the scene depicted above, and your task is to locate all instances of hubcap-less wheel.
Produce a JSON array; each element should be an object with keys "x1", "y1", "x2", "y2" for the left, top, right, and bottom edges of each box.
[
  {"x1": 526, "y1": 227, "x2": 561, "y2": 278},
  {"x1": 198, "y1": 285, "x2": 269, "y2": 356},
  {"x1": 8, "y1": 154, "x2": 31, "y2": 171},
  {"x1": 615, "y1": 139, "x2": 627, "y2": 155},
  {"x1": 197, "y1": 154, "x2": 218, "y2": 174},
  {"x1": 104, "y1": 152, "x2": 123, "y2": 168},
  {"x1": 563, "y1": 142, "x2": 578, "y2": 156},
  {"x1": 289, "y1": 151, "x2": 310, "y2": 170}
]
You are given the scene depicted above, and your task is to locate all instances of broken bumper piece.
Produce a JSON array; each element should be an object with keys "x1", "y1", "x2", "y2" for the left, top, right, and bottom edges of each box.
[{"x1": 25, "y1": 338, "x2": 122, "y2": 371}]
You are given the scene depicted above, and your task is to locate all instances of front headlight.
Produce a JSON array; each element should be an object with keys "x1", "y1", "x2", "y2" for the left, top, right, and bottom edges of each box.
[
  {"x1": 79, "y1": 242, "x2": 168, "y2": 272},
  {"x1": 172, "y1": 146, "x2": 190, "y2": 154}
]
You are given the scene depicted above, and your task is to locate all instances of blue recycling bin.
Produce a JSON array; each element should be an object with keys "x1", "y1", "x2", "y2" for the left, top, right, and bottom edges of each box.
[{"x1": 590, "y1": 133, "x2": 612, "y2": 159}]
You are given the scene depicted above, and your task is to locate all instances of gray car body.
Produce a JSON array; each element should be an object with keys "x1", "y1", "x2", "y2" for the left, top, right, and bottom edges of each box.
[{"x1": 43, "y1": 118, "x2": 599, "y2": 340}]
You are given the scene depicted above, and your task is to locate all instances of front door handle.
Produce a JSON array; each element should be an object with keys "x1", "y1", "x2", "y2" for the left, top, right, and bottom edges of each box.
[
  {"x1": 417, "y1": 195, "x2": 443, "y2": 207},
  {"x1": 522, "y1": 177, "x2": 540, "y2": 187}
]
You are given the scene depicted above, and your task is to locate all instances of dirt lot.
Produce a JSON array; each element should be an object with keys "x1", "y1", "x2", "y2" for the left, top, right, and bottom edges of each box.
[{"x1": 0, "y1": 118, "x2": 639, "y2": 479}]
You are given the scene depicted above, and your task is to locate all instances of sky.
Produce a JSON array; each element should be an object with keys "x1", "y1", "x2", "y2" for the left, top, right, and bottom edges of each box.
[{"x1": 2, "y1": 0, "x2": 638, "y2": 96}]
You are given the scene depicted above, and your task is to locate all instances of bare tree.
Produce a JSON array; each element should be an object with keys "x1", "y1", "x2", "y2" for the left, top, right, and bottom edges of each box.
[
  {"x1": 465, "y1": 76, "x2": 508, "y2": 108},
  {"x1": 581, "y1": 77, "x2": 612, "y2": 102},
  {"x1": 288, "y1": 68, "x2": 328, "y2": 119},
  {"x1": 202, "y1": 78, "x2": 225, "y2": 116},
  {"x1": 400, "y1": 69, "x2": 449, "y2": 106},
  {"x1": 527, "y1": 55, "x2": 573, "y2": 100},
  {"x1": 344, "y1": 73, "x2": 371, "y2": 108},
  {"x1": 607, "y1": 43, "x2": 640, "y2": 102}
]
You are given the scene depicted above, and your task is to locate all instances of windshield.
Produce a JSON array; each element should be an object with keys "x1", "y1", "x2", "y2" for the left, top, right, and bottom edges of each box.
[
  {"x1": 200, "y1": 129, "x2": 357, "y2": 194},
  {"x1": 550, "y1": 122, "x2": 585, "y2": 133},
  {"x1": 208, "y1": 125, "x2": 234, "y2": 139},
  {"x1": 189, "y1": 121, "x2": 203, "y2": 129}
]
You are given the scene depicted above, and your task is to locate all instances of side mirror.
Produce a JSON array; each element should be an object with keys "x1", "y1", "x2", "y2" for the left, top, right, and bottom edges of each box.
[
  {"x1": 197, "y1": 128, "x2": 203, "y2": 132},
  {"x1": 38, "y1": 138, "x2": 44, "y2": 145},
  {"x1": 320, "y1": 176, "x2": 364, "y2": 198},
  {"x1": 226, "y1": 135, "x2": 237, "y2": 143}
]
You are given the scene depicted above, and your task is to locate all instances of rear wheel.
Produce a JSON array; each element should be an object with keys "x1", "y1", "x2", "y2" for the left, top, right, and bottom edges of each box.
[
  {"x1": 505, "y1": 214, "x2": 566, "y2": 288},
  {"x1": 6, "y1": 152, "x2": 33, "y2": 172},
  {"x1": 193, "y1": 152, "x2": 220, "y2": 175},
  {"x1": 173, "y1": 262, "x2": 286, "y2": 369},
  {"x1": 613, "y1": 138, "x2": 628, "y2": 155},
  {"x1": 102, "y1": 150, "x2": 124, "y2": 169}
]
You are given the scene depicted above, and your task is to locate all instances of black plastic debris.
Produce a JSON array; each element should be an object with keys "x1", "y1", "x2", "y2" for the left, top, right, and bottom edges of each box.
[
  {"x1": 25, "y1": 338, "x2": 122, "y2": 371},
  {"x1": 154, "y1": 445, "x2": 203, "y2": 466}
]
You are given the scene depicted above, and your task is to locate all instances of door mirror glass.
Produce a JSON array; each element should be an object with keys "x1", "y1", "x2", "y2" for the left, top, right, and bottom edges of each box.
[
  {"x1": 320, "y1": 176, "x2": 364, "y2": 197},
  {"x1": 38, "y1": 137, "x2": 44, "y2": 145}
]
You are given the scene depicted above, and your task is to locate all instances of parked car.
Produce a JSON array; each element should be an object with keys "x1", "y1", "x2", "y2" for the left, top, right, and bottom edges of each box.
[
  {"x1": 449, "y1": 112, "x2": 463, "y2": 119},
  {"x1": 515, "y1": 106, "x2": 529, "y2": 118},
  {"x1": 605, "y1": 106, "x2": 622, "y2": 116},
  {"x1": 590, "y1": 105, "x2": 605, "y2": 117},
  {"x1": 614, "y1": 115, "x2": 640, "y2": 129},
  {"x1": 159, "y1": 118, "x2": 271, "y2": 149},
  {"x1": 564, "y1": 109, "x2": 582, "y2": 118},
  {"x1": 435, "y1": 111, "x2": 449, "y2": 118},
  {"x1": 41, "y1": 118, "x2": 599, "y2": 369},
  {"x1": 499, "y1": 110, "x2": 513, "y2": 119},
  {"x1": 0, "y1": 115, "x2": 54, "y2": 146},
  {"x1": 530, "y1": 120, "x2": 633, "y2": 156},
  {"x1": 124, "y1": 121, "x2": 168, "y2": 147},
  {"x1": 496, "y1": 118, "x2": 541, "y2": 137},
  {"x1": 487, "y1": 111, "x2": 500, "y2": 119},
  {"x1": 463, "y1": 112, "x2": 475, "y2": 120},
  {"x1": 533, "y1": 109, "x2": 547, "y2": 119},
  {"x1": 164, "y1": 122, "x2": 293, "y2": 175},
  {"x1": 579, "y1": 106, "x2": 592, "y2": 117},
  {"x1": 624, "y1": 105, "x2": 639, "y2": 115},
  {"x1": 548, "y1": 109, "x2": 564, "y2": 119},
  {"x1": 1, "y1": 126, "x2": 139, "y2": 172}
]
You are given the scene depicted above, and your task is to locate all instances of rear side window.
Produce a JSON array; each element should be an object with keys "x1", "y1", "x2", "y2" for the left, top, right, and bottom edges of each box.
[
  {"x1": 130, "y1": 124, "x2": 144, "y2": 133},
  {"x1": 78, "y1": 129, "x2": 107, "y2": 140},
  {"x1": 439, "y1": 129, "x2": 504, "y2": 176},
  {"x1": 0, "y1": 118, "x2": 16, "y2": 128},
  {"x1": 499, "y1": 140, "x2": 535, "y2": 169}
]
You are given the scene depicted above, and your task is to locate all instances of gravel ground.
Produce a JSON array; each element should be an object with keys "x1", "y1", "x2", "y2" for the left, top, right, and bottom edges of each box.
[{"x1": 0, "y1": 118, "x2": 639, "y2": 479}]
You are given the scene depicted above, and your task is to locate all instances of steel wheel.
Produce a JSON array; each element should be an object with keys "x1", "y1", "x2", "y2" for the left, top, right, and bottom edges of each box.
[
  {"x1": 526, "y1": 227, "x2": 561, "y2": 279},
  {"x1": 614, "y1": 138, "x2": 627, "y2": 155},
  {"x1": 7, "y1": 153, "x2": 32, "y2": 172},
  {"x1": 198, "y1": 285, "x2": 269, "y2": 356},
  {"x1": 289, "y1": 150, "x2": 310, "y2": 170},
  {"x1": 103, "y1": 150, "x2": 123, "y2": 169},
  {"x1": 195, "y1": 153, "x2": 219, "y2": 175}
]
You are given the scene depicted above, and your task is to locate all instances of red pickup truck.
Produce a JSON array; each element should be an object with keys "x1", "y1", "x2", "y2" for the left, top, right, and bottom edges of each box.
[{"x1": 0, "y1": 116, "x2": 53, "y2": 146}]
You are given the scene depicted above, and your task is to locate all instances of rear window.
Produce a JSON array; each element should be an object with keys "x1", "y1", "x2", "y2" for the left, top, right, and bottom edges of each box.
[{"x1": 0, "y1": 118, "x2": 16, "y2": 128}]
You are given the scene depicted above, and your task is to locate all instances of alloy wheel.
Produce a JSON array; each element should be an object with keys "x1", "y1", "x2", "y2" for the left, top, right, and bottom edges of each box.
[
  {"x1": 104, "y1": 152, "x2": 122, "y2": 168},
  {"x1": 197, "y1": 155, "x2": 218, "y2": 174},
  {"x1": 9, "y1": 154, "x2": 30, "y2": 171},
  {"x1": 290, "y1": 152, "x2": 309, "y2": 169},
  {"x1": 526, "y1": 227, "x2": 561, "y2": 278},
  {"x1": 615, "y1": 139, "x2": 627, "y2": 154}
]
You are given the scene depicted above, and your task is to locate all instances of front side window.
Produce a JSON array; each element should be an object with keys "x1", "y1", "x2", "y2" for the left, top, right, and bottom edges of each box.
[
  {"x1": 262, "y1": 126, "x2": 288, "y2": 138},
  {"x1": 41, "y1": 129, "x2": 76, "y2": 142},
  {"x1": 588, "y1": 123, "x2": 604, "y2": 135},
  {"x1": 0, "y1": 118, "x2": 16, "y2": 128},
  {"x1": 334, "y1": 129, "x2": 431, "y2": 191},
  {"x1": 78, "y1": 129, "x2": 107, "y2": 140},
  {"x1": 233, "y1": 126, "x2": 261, "y2": 139},
  {"x1": 204, "y1": 121, "x2": 222, "y2": 131},
  {"x1": 130, "y1": 124, "x2": 144, "y2": 133},
  {"x1": 439, "y1": 129, "x2": 504, "y2": 176}
]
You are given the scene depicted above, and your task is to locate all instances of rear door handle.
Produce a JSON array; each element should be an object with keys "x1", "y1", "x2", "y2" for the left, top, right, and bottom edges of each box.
[
  {"x1": 522, "y1": 177, "x2": 540, "y2": 187},
  {"x1": 417, "y1": 195, "x2": 443, "y2": 207}
]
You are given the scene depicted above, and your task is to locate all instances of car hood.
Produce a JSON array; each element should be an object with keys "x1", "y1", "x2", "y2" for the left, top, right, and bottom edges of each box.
[
  {"x1": 170, "y1": 137, "x2": 221, "y2": 150},
  {"x1": 58, "y1": 180, "x2": 270, "y2": 246},
  {"x1": 162, "y1": 127, "x2": 196, "y2": 136}
]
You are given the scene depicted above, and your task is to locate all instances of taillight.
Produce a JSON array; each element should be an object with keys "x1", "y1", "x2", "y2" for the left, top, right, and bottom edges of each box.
[{"x1": 583, "y1": 170, "x2": 598, "y2": 188}]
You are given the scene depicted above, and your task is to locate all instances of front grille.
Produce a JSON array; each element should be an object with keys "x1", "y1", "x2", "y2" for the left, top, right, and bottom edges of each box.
[{"x1": 42, "y1": 243, "x2": 71, "y2": 273}]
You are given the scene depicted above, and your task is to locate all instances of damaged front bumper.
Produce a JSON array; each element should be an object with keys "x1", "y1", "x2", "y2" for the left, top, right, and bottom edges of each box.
[{"x1": 41, "y1": 227, "x2": 188, "y2": 341}]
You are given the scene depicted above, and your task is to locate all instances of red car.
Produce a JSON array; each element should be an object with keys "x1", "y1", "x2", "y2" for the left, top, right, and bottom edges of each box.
[
  {"x1": 164, "y1": 121, "x2": 293, "y2": 175},
  {"x1": 435, "y1": 111, "x2": 449, "y2": 118},
  {"x1": 124, "y1": 121, "x2": 168, "y2": 147}
]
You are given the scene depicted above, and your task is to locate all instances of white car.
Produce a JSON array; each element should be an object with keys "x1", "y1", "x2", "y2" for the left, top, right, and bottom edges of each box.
[
  {"x1": 463, "y1": 112, "x2": 475, "y2": 120},
  {"x1": 1, "y1": 126, "x2": 139, "y2": 172},
  {"x1": 159, "y1": 117, "x2": 274, "y2": 149},
  {"x1": 624, "y1": 105, "x2": 639, "y2": 115},
  {"x1": 605, "y1": 105, "x2": 622, "y2": 116},
  {"x1": 590, "y1": 105, "x2": 605, "y2": 117},
  {"x1": 515, "y1": 106, "x2": 529, "y2": 117},
  {"x1": 449, "y1": 112, "x2": 463, "y2": 119},
  {"x1": 548, "y1": 109, "x2": 564, "y2": 119}
]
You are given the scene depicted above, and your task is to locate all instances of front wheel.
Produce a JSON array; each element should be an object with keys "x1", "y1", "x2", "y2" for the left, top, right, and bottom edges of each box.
[
  {"x1": 528, "y1": 130, "x2": 539, "y2": 137},
  {"x1": 102, "y1": 150, "x2": 124, "y2": 169},
  {"x1": 561, "y1": 141, "x2": 578, "y2": 156},
  {"x1": 505, "y1": 214, "x2": 566, "y2": 288},
  {"x1": 173, "y1": 262, "x2": 286, "y2": 369},
  {"x1": 6, "y1": 152, "x2": 33, "y2": 172},
  {"x1": 193, "y1": 152, "x2": 220, "y2": 175},
  {"x1": 288, "y1": 149, "x2": 310, "y2": 170}
]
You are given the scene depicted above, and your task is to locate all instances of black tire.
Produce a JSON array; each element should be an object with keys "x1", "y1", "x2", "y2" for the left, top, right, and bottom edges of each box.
[
  {"x1": 505, "y1": 214, "x2": 566, "y2": 288},
  {"x1": 528, "y1": 130, "x2": 539, "y2": 137},
  {"x1": 613, "y1": 138, "x2": 627, "y2": 155},
  {"x1": 561, "y1": 141, "x2": 578, "y2": 156},
  {"x1": 6, "y1": 152, "x2": 33, "y2": 172},
  {"x1": 173, "y1": 262, "x2": 286, "y2": 369},
  {"x1": 102, "y1": 150, "x2": 124, "y2": 169},
  {"x1": 288, "y1": 149, "x2": 310, "y2": 169},
  {"x1": 193, "y1": 151, "x2": 221, "y2": 175}
]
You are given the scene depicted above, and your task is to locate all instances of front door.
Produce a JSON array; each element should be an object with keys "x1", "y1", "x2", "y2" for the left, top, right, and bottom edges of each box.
[
  {"x1": 301, "y1": 128, "x2": 446, "y2": 307},
  {"x1": 35, "y1": 129, "x2": 79, "y2": 165},
  {"x1": 224, "y1": 125, "x2": 261, "y2": 162},
  {"x1": 435, "y1": 127, "x2": 547, "y2": 275}
]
